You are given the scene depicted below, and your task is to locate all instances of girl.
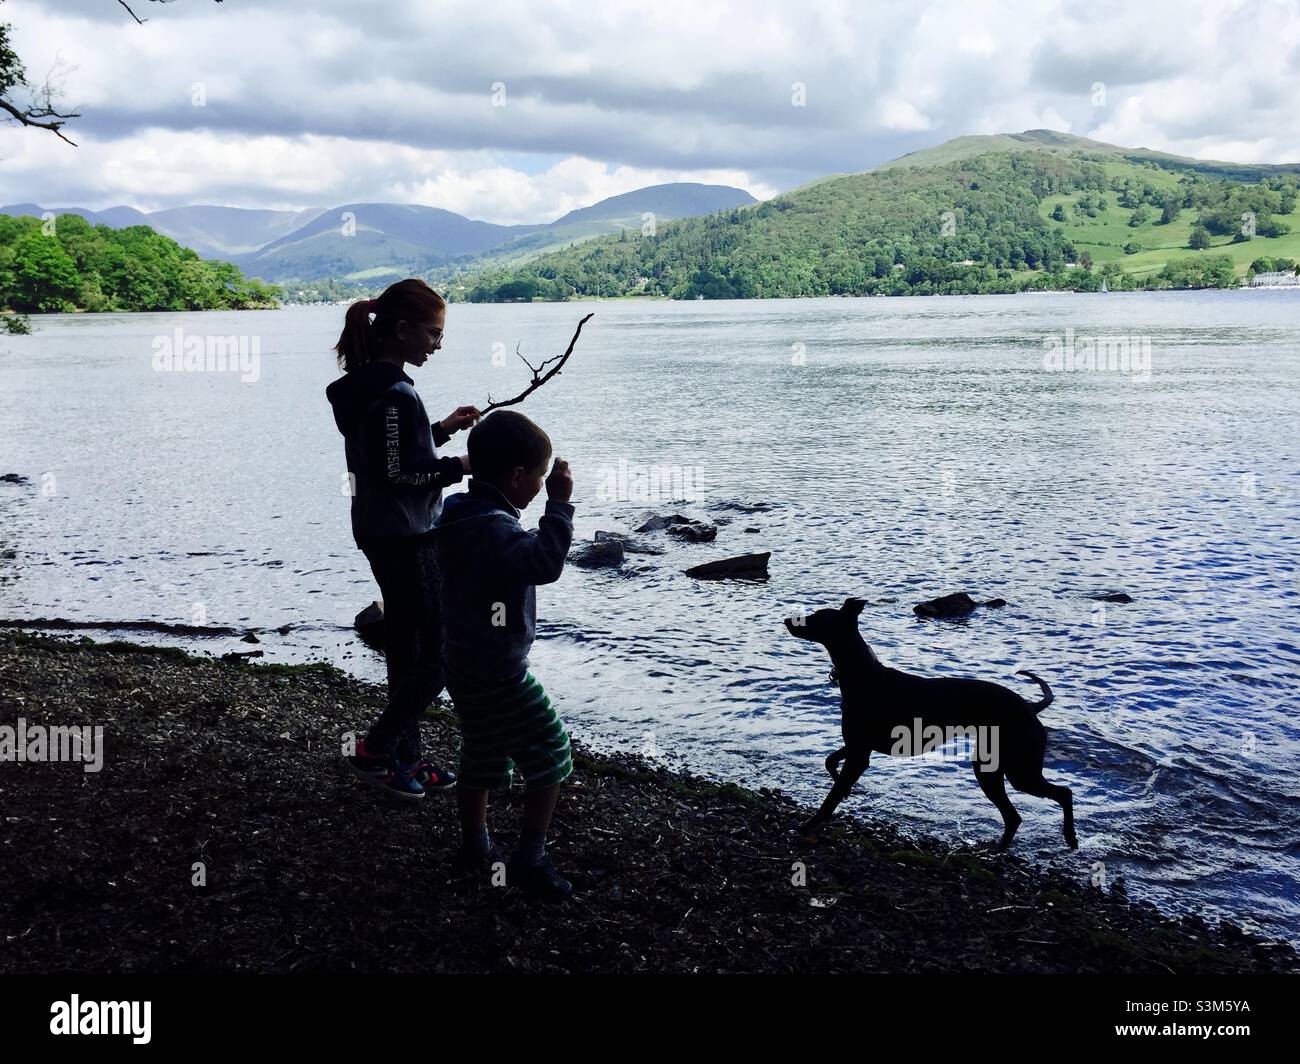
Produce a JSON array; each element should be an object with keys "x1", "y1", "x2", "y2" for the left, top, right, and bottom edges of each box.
[{"x1": 327, "y1": 278, "x2": 479, "y2": 799}]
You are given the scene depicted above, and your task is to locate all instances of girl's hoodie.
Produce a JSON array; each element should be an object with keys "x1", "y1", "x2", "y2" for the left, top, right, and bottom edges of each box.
[
  {"x1": 431, "y1": 479, "x2": 574, "y2": 686},
  {"x1": 326, "y1": 362, "x2": 465, "y2": 546}
]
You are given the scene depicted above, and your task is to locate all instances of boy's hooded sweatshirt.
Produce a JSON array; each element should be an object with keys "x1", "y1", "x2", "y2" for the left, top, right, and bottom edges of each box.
[
  {"x1": 326, "y1": 362, "x2": 465, "y2": 546},
  {"x1": 432, "y1": 479, "x2": 574, "y2": 686}
]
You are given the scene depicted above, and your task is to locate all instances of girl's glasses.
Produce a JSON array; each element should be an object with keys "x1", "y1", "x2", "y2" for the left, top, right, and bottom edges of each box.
[{"x1": 408, "y1": 321, "x2": 443, "y2": 344}]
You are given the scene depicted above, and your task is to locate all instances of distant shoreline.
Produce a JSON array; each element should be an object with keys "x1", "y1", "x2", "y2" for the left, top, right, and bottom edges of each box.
[{"x1": 6, "y1": 284, "x2": 1299, "y2": 317}]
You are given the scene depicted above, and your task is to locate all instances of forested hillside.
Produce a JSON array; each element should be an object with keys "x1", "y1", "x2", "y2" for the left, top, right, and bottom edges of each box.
[
  {"x1": 0, "y1": 213, "x2": 279, "y2": 313},
  {"x1": 456, "y1": 144, "x2": 1300, "y2": 301}
]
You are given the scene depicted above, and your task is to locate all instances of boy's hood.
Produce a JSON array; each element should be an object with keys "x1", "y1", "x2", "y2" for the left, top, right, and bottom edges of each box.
[
  {"x1": 433, "y1": 481, "x2": 520, "y2": 541},
  {"x1": 325, "y1": 362, "x2": 411, "y2": 435}
]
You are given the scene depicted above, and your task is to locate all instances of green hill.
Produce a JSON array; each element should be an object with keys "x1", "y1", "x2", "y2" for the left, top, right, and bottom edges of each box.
[
  {"x1": 455, "y1": 131, "x2": 1300, "y2": 301},
  {"x1": 872, "y1": 130, "x2": 1126, "y2": 171}
]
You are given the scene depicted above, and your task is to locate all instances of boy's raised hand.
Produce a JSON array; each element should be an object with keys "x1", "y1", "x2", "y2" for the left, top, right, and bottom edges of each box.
[
  {"x1": 546, "y1": 457, "x2": 573, "y2": 502},
  {"x1": 440, "y1": 406, "x2": 481, "y2": 434}
]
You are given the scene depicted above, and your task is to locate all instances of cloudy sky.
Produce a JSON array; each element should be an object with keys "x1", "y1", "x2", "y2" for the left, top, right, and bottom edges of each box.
[{"x1": 0, "y1": 0, "x2": 1297, "y2": 223}]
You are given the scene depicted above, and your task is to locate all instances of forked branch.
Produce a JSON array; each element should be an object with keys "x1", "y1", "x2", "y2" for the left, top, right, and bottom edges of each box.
[{"x1": 480, "y1": 313, "x2": 593, "y2": 415}]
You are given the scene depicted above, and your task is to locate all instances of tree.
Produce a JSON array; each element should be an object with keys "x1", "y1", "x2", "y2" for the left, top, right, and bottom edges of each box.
[
  {"x1": 1188, "y1": 225, "x2": 1211, "y2": 250},
  {"x1": 1051, "y1": 203, "x2": 1066, "y2": 222},
  {"x1": 0, "y1": 210, "x2": 277, "y2": 312},
  {"x1": 9, "y1": 231, "x2": 79, "y2": 311}
]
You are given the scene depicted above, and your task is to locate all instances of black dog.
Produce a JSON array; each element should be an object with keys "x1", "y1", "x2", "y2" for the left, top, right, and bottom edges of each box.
[{"x1": 784, "y1": 598, "x2": 1077, "y2": 850}]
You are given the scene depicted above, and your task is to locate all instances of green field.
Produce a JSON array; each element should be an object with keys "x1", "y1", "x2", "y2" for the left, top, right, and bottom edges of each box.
[{"x1": 1037, "y1": 172, "x2": 1300, "y2": 280}]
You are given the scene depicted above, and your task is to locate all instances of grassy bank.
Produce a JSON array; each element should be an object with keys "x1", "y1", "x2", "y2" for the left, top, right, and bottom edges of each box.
[{"x1": 0, "y1": 631, "x2": 1293, "y2": 974}]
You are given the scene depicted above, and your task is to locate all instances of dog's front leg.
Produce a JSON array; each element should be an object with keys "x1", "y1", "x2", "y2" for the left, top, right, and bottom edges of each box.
[{"x1": 800, "y1": 752, "x2": 870, "y2": 835}]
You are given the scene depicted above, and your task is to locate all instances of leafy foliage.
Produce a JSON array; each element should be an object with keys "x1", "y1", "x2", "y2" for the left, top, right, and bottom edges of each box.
[{"x1": 0, "y1": 213, "x2": 279, "y2": 312}]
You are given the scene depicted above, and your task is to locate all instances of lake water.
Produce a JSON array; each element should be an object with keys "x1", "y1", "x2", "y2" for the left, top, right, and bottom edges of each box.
[{"x1": 2, "y1": 292, "x2": 1298, "y2": 943}]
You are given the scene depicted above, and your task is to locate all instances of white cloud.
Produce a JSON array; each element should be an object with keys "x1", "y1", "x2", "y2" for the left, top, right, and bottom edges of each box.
[
  {"x1": 0, "y1": 124, "x2": 776, "y2": 222},
  {"x1": 880, "y1": 99, "x2": 932, "y2": 132},
  {"x1": 0, "y1": 0, "x2": 1297, "y2": 217}
]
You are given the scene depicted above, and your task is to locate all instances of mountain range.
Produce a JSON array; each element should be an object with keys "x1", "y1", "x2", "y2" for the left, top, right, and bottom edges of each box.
[{"x1": 0, "y1": 183, "x2": 757, "y2": 285}]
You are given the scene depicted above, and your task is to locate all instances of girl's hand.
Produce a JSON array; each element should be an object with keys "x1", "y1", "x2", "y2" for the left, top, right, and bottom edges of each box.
[
  {"x1": 440, "y1": 406, "x2": 481, "y2": 434},
  {"x1": 459, "y1": 455, "x2": 472, "y2": 473}
]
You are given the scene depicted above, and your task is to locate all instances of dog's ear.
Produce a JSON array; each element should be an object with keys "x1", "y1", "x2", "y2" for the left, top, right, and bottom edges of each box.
[{"x1": 842, "y1": 597, "x2": 866, "y2": 616}]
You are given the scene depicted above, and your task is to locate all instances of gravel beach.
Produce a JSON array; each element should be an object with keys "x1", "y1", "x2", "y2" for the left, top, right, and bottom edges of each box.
[{"x1": 1, "y1": 631, "x2": 1294, "y2": 975}]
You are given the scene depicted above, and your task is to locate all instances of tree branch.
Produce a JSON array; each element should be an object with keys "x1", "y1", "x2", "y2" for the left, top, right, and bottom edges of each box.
[
  {"x1": 481, "y1": 313, "x2": 594, "y2": 415},
  {"x1": 116, "y1": 1, "x2": 148, "y2": 24},
  {"x1": 118, "y1": 0, "x2": 222, "y2": 24},
  {"x1": 0, "y1": 96, "x2": 79, "y2": 146},
  {"x1": 0, "y1": 2, "x2": 223, "y2": 144}
]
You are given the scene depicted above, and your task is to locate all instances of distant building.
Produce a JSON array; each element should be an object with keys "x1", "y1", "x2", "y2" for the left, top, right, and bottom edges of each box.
[{"x1": 1249, "y1": 271, "x2": 1300, "y2": 287}]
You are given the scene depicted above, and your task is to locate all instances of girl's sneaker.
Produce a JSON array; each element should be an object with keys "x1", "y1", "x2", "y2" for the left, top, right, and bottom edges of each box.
[
  {"x1": 344, "y1": 737, "x2": 390, "y2": 778},
  {"x1": 369, "y1": 761, "x2": 425, "y2": 801},
  {"x1": 412, "y1": 760, "x2": 458, "y2": 793},
  {"x1": 345, "y1": 744, "x2": 425, "y2": 801}
]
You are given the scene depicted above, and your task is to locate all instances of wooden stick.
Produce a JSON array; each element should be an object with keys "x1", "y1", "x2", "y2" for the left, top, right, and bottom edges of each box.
[{"x1": 480, "y1": 313, "x2": 593, "y2": 415}]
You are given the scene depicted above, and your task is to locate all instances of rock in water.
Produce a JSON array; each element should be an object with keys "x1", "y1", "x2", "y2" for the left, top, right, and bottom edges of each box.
[
  {"x1": 595, "y1": 530, "x2": 665, "y2": 556},
  {"x1": 240, "y1": 631, "x2": 261, "y2": 644},
  {"x1": 570, "y1": 539, "x2": 625, "y2": 569},
  {"x1": 1090, "y1": 592, "x2": 1134, "y2": 603},
  {"x1": 910, "y1": 594, "x2": 1008, "y2": 617},
  {"x1": 666, "y1": 521, "x2": 717, "y2": 543},
  {"x1": 354, "y1": 600, "x2": 385, "y2": 645},
  {"x1": 0, "y1": 473, "x2": 29, "y2": 485},
  {"x1": 685, "y1": 552, "x2": 770, "y2": 580},
  {"x1": 636, "y1": 513, "x2": 691, "y2": 533},
  {"x1": 635, "y1": 513, "x2": 717, "y2": 542},
  {"x1": 913, "y1": 593, "x2": 980, "y2": 619}
]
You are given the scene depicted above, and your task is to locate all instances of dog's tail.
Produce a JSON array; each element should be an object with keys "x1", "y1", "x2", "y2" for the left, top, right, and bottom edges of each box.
[{"x1": 1016, "y1": 669, "x2": 1054, "y2": 713}]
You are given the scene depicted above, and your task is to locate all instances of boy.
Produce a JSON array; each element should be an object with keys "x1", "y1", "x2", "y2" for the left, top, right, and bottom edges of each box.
[{"x1": 431, "y1": 410, "x2": 576, "y2": 898}]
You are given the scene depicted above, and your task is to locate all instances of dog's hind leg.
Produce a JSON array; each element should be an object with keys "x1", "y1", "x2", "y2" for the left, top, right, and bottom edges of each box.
[
  {"x1": 973, "y1": 765, "x2": 1022, "y2": 850},
  {"x1": 1009, "y1": 774, "x2": 1078, "y2": 850},
  {"x1": 800, "y1": 751, "x2": 870, "y2": 834},
  {"x1": 825, "y1": 746, "x2": 847, "y2": 782}
]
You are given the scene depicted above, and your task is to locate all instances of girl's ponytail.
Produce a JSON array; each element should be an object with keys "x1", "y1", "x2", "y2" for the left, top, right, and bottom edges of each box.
[{"x1": 333, "y1": 298, "x2": 378, "y2": 372}]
